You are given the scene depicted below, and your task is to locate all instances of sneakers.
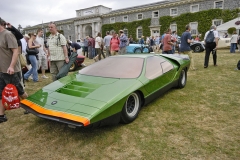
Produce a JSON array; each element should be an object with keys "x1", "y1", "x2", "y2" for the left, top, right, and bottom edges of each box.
[
  {"x1": 29, "y1": 75, "x2": 33, "y2": 80},
  {"x1": 41, "y1": 75, "x2": 49, "y2": 79},
  {"x1": 0, "y1": 114, "x2": 8, "y2": 123}
]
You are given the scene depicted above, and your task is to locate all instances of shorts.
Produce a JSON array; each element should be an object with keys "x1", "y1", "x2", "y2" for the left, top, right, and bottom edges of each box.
[
  {"x1": 0, "y1": 72, "x2": 25, "y2": 99},
  {"x1": 38, "y1": 55, "x2": 48, "y2": 70}
]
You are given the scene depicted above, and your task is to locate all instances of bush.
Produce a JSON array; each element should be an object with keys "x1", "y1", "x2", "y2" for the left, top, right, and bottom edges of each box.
[{"x1": 227, "y1": 27, "x2": 236, "y2": 34}]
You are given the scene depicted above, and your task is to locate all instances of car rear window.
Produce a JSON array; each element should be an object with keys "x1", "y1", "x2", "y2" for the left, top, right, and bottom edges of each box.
[{"x1": 79, "y1": 57, "x2": 144, "y2": 78}]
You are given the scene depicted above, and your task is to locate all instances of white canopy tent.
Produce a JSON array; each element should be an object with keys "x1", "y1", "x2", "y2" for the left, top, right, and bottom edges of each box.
[{"x1": 217, "y1": 17, "x2": 240, "y2": 37}]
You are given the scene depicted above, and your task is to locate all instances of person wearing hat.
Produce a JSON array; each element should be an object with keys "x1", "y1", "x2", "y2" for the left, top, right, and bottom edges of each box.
[
  {"x1": 21, "y1": 34, "x2": 30, "y2": 55},
  {"x1": 118, "y1": 30, "x2": 128, "y2": 54}
]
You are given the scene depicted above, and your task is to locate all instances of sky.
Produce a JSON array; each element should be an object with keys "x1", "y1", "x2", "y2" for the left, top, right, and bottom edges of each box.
[{"x1": 0, "y1": 0, "x2": 162, "y2": 28}]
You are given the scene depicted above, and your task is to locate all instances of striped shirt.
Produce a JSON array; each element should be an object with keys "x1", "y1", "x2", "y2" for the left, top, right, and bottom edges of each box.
[{"x1": 47, "y1": 33, "x2": 66, "y2": 61}]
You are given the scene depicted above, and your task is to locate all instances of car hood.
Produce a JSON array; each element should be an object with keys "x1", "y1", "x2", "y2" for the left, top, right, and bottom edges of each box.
[{"x1": 20, "y1": 73, "x2": 143, "y2": 126}]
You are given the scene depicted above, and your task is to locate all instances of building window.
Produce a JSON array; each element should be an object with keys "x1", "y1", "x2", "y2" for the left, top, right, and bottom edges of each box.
[
  {"x1": 124, "y1": 28, "x2": 128, "y2": 37},
  {"x1": 190, "y1": 22, "x2": 198, "y2": 36},
  {"x1": 137, "y1": 26, "x2": 143, "y2": 39},
  {"x1": 152, "y1": 11, "x2": 159, "y2": 18},
  {"x1": 67, "y1": 25, "x2": 71, "y2": 30},
  {"x1": 110, "y1": 17, "x2": 115, "y2": 23},
  {"x1": 214, "y1": 1, "x2": 224, "y2": 9},
  {"x1": 59, "y1": 26, "x2": 62, "y2": 30},
  {"x1": 137, "y1": 13, "x2": 143, "y2": 20},
  {"x1": 212, "y1": 19, "x2": 223, "y2": 26},
  {"x1": 190, "y1": 4, "x2": 199, "y2": 13},
  {"x1": 170, "y1": 24, "x2": 177, "y2": 32},
  {"x1": 170, "y1": 8, "x2": 178, "y2": 16},
  {"x1": 123, "y1": 15, "x2": 128, "y2": 22}
]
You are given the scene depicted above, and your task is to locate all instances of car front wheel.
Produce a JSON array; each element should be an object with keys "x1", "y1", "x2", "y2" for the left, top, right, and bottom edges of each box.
[
  {"x1": 134, "y1": 48, "x2": 142, "y2": 53},
  {"x1": 194, "y1": 45, "x2": 202, "y2": 52},
  {"x1": 69, "y1": 62, "x2": 77, "y2": 71},
  {"x1": 178, "y1": 69, "x2": 187, "y2": 89},
  {"x1": 120, "y1": 92, "x2": 141, "y2": 124}
]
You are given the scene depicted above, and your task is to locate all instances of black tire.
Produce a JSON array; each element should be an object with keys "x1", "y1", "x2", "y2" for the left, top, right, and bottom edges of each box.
[
  {"x1": 178, "y1": 69, "x2": 187, "y2": 89},
  {"x1": 134, "y1": 48, "x2": 142, "y2": 53},
  {"x1": 194, "y1": 45, "x2": 202, "y2": 52},
  {"x1": 69, "y1": 62, "x2": 77, "y2": 71},
  {"x1": 120, "y1": 92, "x2": 141, "y2": 124}
]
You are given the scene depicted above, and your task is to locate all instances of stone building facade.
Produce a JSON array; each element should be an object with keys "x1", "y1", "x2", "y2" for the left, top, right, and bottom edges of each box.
[{"x1": 24, "y1": 0, "x2": 239, "y2": 41}]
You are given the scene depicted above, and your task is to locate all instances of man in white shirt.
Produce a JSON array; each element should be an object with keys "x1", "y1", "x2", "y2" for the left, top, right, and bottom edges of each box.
[
  {"x1": 94, "y1": 32, "x2": 103, "y2": 61},
  {"x1": 35, "y1": 28, "x2": 48, "y2": 79},
  {"x1": 204, "y1": 25, "x2": 219, "y2": 68},
  {"x1": 20, "y1": 34, "x2": 32, "y2": 74},
  {"x1": 20, "y1": 34, "x2": 29, "y2": 55}
]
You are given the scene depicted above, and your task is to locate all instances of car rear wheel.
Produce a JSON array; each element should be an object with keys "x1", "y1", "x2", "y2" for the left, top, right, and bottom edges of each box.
[
  {"x1": 134, "y1": 48, "x2": 142, "y2": 53},
  {"x1": 69, "y1": 62, "x2": 77, "y2": 71},
  {"x1": 194, "y1": 45, "x2": 202, "y2": 52},
  {"x1": 178, "y1": 69, "x2": 187, "y2": 89},
  {"x1": 120, "y1": 92, "x2": 141, "y2": 124}
]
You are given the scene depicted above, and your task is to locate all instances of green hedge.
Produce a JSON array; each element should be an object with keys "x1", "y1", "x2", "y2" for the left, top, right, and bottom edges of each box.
[
  {"x1": 102, "y1": 19, "x2": 151, "y2": 41},
  {"x1": 160, "y1": 8, "x2": 240, "y2": 36}
]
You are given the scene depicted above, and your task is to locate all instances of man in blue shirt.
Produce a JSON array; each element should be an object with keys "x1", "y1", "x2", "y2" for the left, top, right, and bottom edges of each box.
[
  {"x1": 118, "y1": 30, "x2": 128, "y2": 54},
  {"x1": 103, "y1": 31, "x2": 112, "y2": 57},
  {"x1": 180, "y1": 25, "x2": 197, "y2": 70}
]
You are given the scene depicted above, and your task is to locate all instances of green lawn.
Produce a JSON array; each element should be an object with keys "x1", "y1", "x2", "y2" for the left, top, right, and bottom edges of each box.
[{"x1": 0, "y1": 50, "x2": 240, "y2": 160}]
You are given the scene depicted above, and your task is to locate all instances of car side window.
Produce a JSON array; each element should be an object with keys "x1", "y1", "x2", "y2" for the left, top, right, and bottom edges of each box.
[
  {"x1": 145, "y1": 56, "x2": 165, "y2": 80},
  {"x1": 161, "y1": 61, "x2": 174, "y2": 74}
]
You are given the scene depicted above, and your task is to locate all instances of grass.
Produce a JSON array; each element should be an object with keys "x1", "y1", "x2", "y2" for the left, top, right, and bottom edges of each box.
[{"x1": 1, "y1": 50, "x2": 240, "y2": 160}]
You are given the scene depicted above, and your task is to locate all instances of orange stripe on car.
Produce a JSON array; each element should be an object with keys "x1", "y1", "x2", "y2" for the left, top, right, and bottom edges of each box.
[{"x1": 21, "y1": 99, "x2": 90, "y2": 126}]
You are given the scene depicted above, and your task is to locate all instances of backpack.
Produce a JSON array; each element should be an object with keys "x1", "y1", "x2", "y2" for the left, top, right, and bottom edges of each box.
[
  {"x1": 205, "y1": 31, "x2": 215, "y2": 43},
  {"x1": 56, "y1": 33, "x2": 61, "y2": 46},
  {"x1": 237, "y1": 60, "x2": 240, "y2": 70},
  {"x1": 2, "y1": 84, "x2": 20, "y2": 110}
]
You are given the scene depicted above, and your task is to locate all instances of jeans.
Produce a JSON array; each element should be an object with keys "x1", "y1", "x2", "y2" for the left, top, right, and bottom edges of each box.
[
  {"x1": 24, "y1": 55, "x2": 38, "y2": 82},
  {"x1": 230, "y1": 43, "x2": 236, "y2": 53},
  {"x1": 172, "y1": 45, "x2": 175, "y2": 53}
]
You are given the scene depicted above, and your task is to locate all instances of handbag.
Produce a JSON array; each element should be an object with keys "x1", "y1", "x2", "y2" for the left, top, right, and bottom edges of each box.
[
  {"x1": 19, "y1": 53, "x2": 27, "y2": 68},
  {"x1": 2, "y1": 83, "x2": 20, "y2": 110},
  {"x1": 26, "y1": 45, "x2": 39, "y2": 55}
]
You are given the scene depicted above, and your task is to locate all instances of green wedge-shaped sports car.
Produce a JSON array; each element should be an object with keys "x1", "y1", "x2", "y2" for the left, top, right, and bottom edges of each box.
[{"x1": 20, "y1": 54, "x2": 190, "y2": 128}]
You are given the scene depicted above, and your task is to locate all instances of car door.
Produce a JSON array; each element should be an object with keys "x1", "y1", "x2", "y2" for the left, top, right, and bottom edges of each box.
[{"x1": 143, "y1": 56, "x2": 174, "y2": 94}]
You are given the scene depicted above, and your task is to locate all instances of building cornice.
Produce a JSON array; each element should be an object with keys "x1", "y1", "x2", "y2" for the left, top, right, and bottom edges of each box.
[{"x1": 102, "y1": 0, "x2": 204, "y2": 17}]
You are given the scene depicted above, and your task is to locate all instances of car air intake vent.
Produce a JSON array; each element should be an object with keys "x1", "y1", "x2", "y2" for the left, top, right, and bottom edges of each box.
[{"x1": 56, "y1": 81, "x2": 100, "y2": 98}]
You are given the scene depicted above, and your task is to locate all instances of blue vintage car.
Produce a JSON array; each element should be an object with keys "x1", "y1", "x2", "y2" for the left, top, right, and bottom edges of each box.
[{"x1": 126, "y1": 44, "x2": 151, "y2": 53}]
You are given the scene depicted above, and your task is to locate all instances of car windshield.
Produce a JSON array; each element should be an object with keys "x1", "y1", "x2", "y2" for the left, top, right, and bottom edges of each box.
[{"x1": 79, "y1": 57, "x2": 144, "y2": 78}]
